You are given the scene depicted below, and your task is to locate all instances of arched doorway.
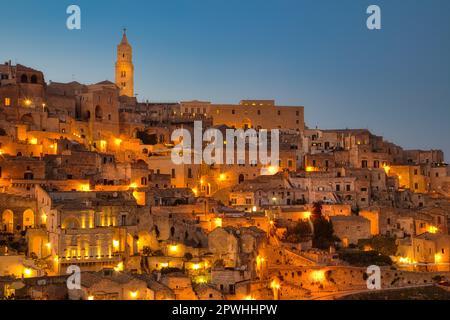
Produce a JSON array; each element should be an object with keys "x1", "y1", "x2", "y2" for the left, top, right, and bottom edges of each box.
[
  {"x1": 2, "y1": 210, "x2": 14, "y2": 233},
  {"x1": 95, "y1": 105, "x2": 103, "y2": 120},
  {"x1": 30, "y1": 75, "x2": 38, "y2": 84},
  {"x1": 20, "y1": 114, "x2": 33, "y2": 124},
  {"x1": 23, "y1": 209, "x2": 35, "y2": 230},
  {"x1": 21, "y1": 74, "x2": 28, "y2": 83},
  {"x1": 24, "y1": 171, "x2": 34, "y2": 180}
]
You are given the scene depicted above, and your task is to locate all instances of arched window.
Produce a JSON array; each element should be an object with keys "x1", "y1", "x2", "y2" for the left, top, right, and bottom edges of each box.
[
  {"x1": 62, "y1": 217, "x2": 80, "y2": 230},
  {"x1": 30, "y1": 75, "x2": 38, "y2": 84},
  {"x1": 20, "y1": 74, "x2": 28, "y2": 83},
  {"x1": 238, "y1": 174, "x2": 245, "y2": 184},
  {"x1": 24, "y1": 171, "x2": 34, "y2": 180},
  {"x1": 2, "y1": 210, "x2": 14, "y2": 233}
]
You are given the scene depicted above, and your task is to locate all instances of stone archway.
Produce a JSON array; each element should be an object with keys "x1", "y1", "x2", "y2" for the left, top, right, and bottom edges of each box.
[
  {"x1": 2, "y1": 210, "x2": 14, "y2": 233},
  {"x1": 20, "y1": 113, "x2": 34, "y2": 124},
  {"x1": 23, "y1": 209, "x2": 35, "y2": 230},
  {"x1": 62, "y1": 216, "x2": 81, "y2": 230}
]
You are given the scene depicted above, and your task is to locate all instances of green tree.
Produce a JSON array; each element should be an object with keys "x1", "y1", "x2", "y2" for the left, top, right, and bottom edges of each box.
[
  {"x1": 358, "y1": 235, "x2": 397, "y2": 256},
  {"x1": 137, "y1": 131, "x2": 158, "y2": 145},
  {"x1": 284, "y1": 221, "x2": 312, "y2": 243},
  {"x1": 339, "y1": 250, "x2": 392, "y2": 267},
  {"x1": 312, "y1": 217, "x2": 337, "y2": 250},
  {"x1": 312, "y1": 202, "x2": 323, "y2": 219}
]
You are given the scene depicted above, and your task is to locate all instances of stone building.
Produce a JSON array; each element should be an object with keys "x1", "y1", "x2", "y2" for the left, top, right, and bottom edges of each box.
[
  {"x1": 181, "y1": 99, "x2": 304, "y2": 131},
  {"x1": 69, "y1": 269, "x2": 149, "y2": 300},
  {"x1": 32, "y1": 187, "x2": 146, "y2": 274},
  {"x1": 329, "y1": 215, "x2": 371, "y2": 247}
]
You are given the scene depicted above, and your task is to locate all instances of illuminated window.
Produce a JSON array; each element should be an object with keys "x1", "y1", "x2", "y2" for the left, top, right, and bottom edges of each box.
[{"x1": 5, "y1": 98, "x2": 10, "y2": 106}]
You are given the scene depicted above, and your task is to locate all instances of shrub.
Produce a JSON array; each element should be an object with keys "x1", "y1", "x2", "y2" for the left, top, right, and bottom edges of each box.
[{"x1": 339, "y1": 250, "x2": 392, "y2": 267}]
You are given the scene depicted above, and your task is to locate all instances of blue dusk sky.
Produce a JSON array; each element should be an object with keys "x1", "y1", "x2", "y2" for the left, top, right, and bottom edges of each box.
[{"x1": 1, "y1": 0, "x2": 449, "y2": 159}]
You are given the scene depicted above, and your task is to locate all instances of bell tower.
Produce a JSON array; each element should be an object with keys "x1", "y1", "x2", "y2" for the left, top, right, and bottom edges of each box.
[{"x1": 115, "y1": 28, "x2": 134, "y2": 97}]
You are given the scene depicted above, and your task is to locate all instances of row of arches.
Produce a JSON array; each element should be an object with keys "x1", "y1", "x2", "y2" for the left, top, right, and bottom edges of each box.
[
  {"x1": 1, "y1": 209, "x2": 35, "y2": 233},
  {"x1": 20, "y1": 74, "x2": 39, "y2": 84}
]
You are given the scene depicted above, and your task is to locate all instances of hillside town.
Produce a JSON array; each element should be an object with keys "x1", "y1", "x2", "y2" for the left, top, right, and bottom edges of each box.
[{"x1": 0, "y1": 31, "x2": 449, "y2": 300}]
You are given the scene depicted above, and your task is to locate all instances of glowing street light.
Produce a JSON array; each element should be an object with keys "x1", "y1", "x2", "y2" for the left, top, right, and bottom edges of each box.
[
  {"x1": 267, "y1": 166, "x2": 278, "y2": 175},
  {"x1": 428, "y1": 226, "x2": 438, "y2": 234},
  {"x1": 114, "y1": 262, "x2": 124, "y2": 272},
  {"x1": 311, "y1": 270, "x2": 325, "y2": 282},
  {"x1": 270, "y1": 280, "x2": 281, "y2": 300},
  {"x1": 435, "y1": 253, "x2": 443, "y2": 264},
  {"x1": 128, "y1": 183, "x2": 138, "y2": 189},
  {"x1": 169, "y1": 245, "x2": 178, "y2": 253},
  {"x1": 23, "y1": 268, "x2": 33, "y2": 278}
]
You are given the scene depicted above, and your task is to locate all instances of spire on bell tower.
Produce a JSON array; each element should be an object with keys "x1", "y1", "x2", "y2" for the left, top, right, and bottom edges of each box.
[
  {"x1": 121, "y1": 28, "x2": 129, "y2": 45},
  {"x1": 115, "y1": 28, "x2": 134, "y2": 97}
]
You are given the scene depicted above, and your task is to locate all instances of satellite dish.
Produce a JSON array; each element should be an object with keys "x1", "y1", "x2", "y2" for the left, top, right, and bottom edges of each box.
[{"x1": 37, "y1": 279, "x2": 47, "y2": 286}]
